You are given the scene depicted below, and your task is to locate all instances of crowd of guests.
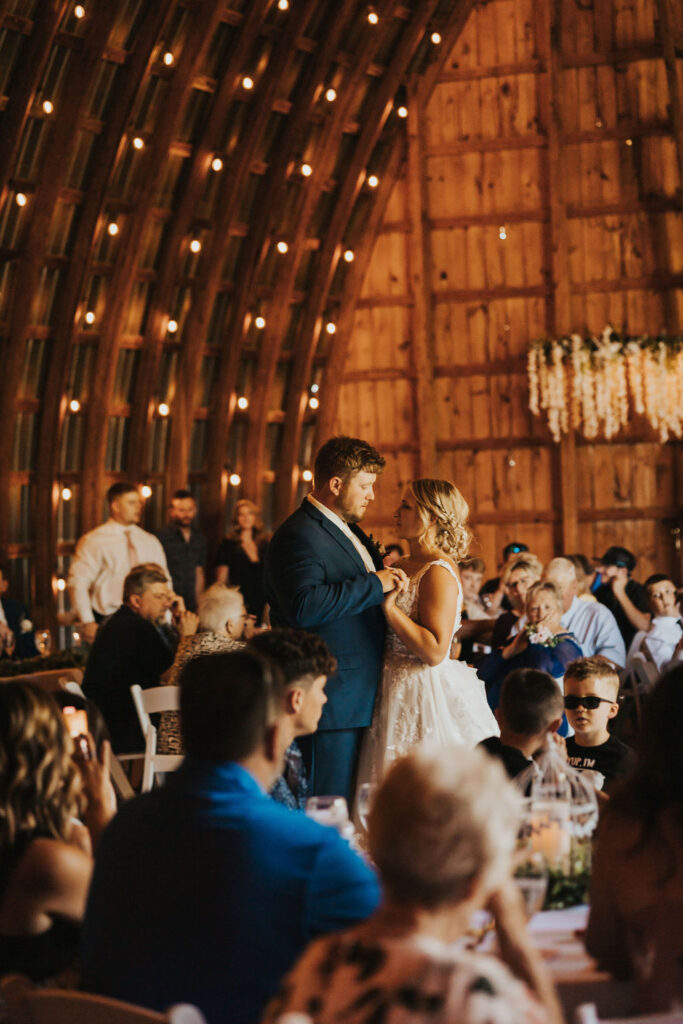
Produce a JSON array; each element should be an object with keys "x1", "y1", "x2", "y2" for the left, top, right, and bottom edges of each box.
[{"x1": 1, "y1": 486, "x2": 683, "y2": 1022}]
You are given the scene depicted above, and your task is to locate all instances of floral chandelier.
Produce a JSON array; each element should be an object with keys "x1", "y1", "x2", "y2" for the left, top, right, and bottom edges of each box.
[{"x1": 527, "y1": 326, "x2": 683, "y2": 443}]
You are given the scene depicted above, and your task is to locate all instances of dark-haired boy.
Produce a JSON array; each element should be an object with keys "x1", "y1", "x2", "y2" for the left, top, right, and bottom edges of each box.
[
  {"x1": 564, "y1": 656, "x2": 635, "y2": 793},
  {"x1": 249, "y1": 628, "x2": 337, "y2": 809},
  {"x1": 627, "y1": 574, "x2": 682, "y2": 674},
  {"x1": 479, "y1": 667, "x2": 564, "y2": 780}
]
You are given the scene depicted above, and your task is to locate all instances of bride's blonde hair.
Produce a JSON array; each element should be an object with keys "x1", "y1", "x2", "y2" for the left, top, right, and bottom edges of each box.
[{"x1": 410, "y1": 479, "x2": 472, "y2": 561}]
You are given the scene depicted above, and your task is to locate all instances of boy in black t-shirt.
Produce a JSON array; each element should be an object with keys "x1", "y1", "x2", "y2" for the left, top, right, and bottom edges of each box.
[
  {"x1": 480, "y1": 667, "x2": 564, "y2": 781},
  {"x1": 564, "y1": 656, "x2": 635, "y2": 793}
]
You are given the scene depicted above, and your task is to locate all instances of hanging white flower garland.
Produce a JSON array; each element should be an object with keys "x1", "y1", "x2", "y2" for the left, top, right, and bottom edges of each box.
[{"x1": 527, "y1": 326, "x2": 683, "y2": 443}]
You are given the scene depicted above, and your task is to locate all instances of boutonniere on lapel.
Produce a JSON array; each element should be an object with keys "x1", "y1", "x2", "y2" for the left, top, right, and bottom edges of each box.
[{"x1": 366, "y1": 533, "x2": 387, "y2": 561}]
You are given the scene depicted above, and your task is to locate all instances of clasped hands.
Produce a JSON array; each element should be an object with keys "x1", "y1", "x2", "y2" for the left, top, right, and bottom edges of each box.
[{"x1": 376, "y1": 566, "x2": 409, "y2": 598}]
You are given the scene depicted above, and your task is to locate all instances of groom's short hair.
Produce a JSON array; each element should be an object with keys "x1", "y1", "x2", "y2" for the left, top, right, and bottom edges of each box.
[{"x1": 314, "y1": 436, "x2": 385, "y2": 485}]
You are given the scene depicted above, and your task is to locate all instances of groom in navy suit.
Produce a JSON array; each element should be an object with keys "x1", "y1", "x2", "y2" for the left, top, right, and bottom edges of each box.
[{"x1": 266, "y1": 436, "x2": 407, "y2": 802}]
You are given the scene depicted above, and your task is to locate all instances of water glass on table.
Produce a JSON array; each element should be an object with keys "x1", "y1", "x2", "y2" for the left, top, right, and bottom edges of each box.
[{"x1": 514, "y1": 852, "x2": 549, "y2": 919}]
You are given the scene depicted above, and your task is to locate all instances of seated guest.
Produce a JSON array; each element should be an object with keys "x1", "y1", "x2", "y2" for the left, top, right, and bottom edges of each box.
[
  {"x1": 627, "y1": 574, "x2": 682, "y2": 675},
  {"x1": 158, "y1": 582, "x2": 247, "y2": 755},
  {"x1": 586, "y1": 665, "x2": 683, "y2": 1012},
  {"x1": 595, "y1": 546, "x2": 651, "y2": 650},
  {"x1": 382, "y1": 542, "x2": 405, "y2": 568},
  {"x1": 564, "y1": 657, "x2": 635, "y2": 794},
  {"x1": 480, "y1": 668, "x2": 564, "y2": 780},
  {"x1": 249, "y1": 628, "x2": 336, "y2": 810},
  {"x1": 81, "y1": 650, "x2": 380, "y2": 1024},
  {"x1": 263, "y1": 747, "x2": 562, "y2": 1024},
  {"x1": 479, "y1": 581, "x2": 582, "y2": 716},
  {"x1": 480, "y1": 541, "x2": 530, "y2": 616},
  {"x1": 542, "y1": 558, "x2": 626, "y2": 666},
  {"x1": 0, "y1": 559, "x2": 38, "y2": 659},
  {"x1": 565, "y1": 553, "x2": 598, "y2": 601},
  {"x1": 491, "y1": 555, "x2": 543, "y2": 649},
  {"x1": 457, "y1": 557, "x2": 497, "y2": 663},
  {"x1": 82, "y1": 563, "x2": 198, "y2": 753},
  {"x1": 0, "y1": 682, "x2": 115, "y2": 982}
]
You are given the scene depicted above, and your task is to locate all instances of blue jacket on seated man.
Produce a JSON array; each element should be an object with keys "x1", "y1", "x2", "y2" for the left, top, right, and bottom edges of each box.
[{"x1": 81, "y1": 650, "x2": 380, "y2": 1024}]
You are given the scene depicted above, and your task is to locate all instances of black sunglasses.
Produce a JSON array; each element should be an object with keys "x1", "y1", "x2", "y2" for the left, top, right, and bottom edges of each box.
[{"x1": 564, "y1": 695, "x2": 615, "y2": 711}]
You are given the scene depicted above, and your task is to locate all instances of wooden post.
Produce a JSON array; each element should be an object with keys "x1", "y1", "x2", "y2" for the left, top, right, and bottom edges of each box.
[
  {"x1": 405, "y1": 78, "x2": 437, "y2": 477},
  {"x1": 655, "y1": 0, "x2": 683, "y2": 199}
]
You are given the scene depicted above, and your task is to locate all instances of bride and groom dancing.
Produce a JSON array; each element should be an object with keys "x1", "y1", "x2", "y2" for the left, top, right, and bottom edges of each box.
[{"x1": 265, "y1": 435, "x2": 498, "y2": 804}]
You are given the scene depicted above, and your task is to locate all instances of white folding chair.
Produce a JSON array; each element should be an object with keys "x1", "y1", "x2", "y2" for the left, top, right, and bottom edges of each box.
[
  {"x1": 130, "y1": 684, "x2": 183, "y2": 792},
  {"x1": 576, "y1": 1003, "x2": 683, "y2": 1024},
  {"x1": 1, "y1": 974, "x2": 207, "y2": 1024}
]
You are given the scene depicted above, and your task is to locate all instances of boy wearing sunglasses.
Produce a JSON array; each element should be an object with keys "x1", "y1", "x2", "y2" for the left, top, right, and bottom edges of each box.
[{"x1": 564, "y1": 656, "x2": 635, "y2": 794}]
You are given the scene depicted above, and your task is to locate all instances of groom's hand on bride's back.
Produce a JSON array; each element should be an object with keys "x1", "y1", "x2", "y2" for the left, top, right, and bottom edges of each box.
[{"x1": 375, "y1": 567, "x2": 409, "y2": 594}]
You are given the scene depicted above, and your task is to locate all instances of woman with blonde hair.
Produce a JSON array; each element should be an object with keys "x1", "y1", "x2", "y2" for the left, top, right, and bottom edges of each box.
[
  {"x1": 215, "y1": 499, "x2": 270, "y2": 623},
  {"x1": 358, "y1": 480, "x2": 498, "y2": 783}
]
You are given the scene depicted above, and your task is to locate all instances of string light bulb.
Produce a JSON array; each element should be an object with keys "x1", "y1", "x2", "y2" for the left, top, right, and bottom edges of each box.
[
  {"x1": 367, "y1": 174, "x2": 379, "y2": 188},
  {"x1": 277, "y1": 240, "x2": 289, "y2": 254},
  {"x1": 73, "y1": 630, "x2": 81, "y2": 642},
  {"x1": 367, "y1": 8, "x2": 379, "y2": 24},
  {"x1": 278, "y1": 0, "x2": 289, "y2": 8},
  {"x1": 69, "y1": 398, "x2": 81, "y2": 412},
  {"x1": 302, "y1": 469, "x2": 313, "y2": 482},
  {"x1": 74, "y1": 4, "x2": 85, "y2": 16},
  {"x1": 56, "y1": 577, "x2": 67, "y2": 592},
  {"x1": 397, "y1": 105, "x2": 408, "y2": 118},
  {"x1": 229, "y1": 473, "x2": 241, "y2": 486},
  {"x1": 325, "y1": 87, "x2": 337, "y2": 102},
  {"x1": 132, "y1": 136, "x2": 144, "y2": 150},
  {"x1": 16, "y1": 193, "x2": 27, "y2": 207},
  {"x1": 141, "y1": 484, "x2": 152, "y2": 498},
  {"x1": 625, "y1": 137, "x2": 633, "y2": 146},
  {"x1": 343, "y1": 248, "x2": 355, "y2": 263},
  {"x1": 308, "y1": 396, "x2": 320, "y2": 409},
  {"x1": 301, "y1": 162, "x2": 313, "y2": 177},
  {"x1": 237, "y1": 396, "x2": 249, "y2": 410},
  {"x1": 325, "y1": 322, "x2": 337, "y2": 335},
  {"x1": 430, "y1": 31, "x2": 442, "y2": 44},
  {"x1": 163, "y1": 51, "x2": 174, "y2": 66},
  {"x1": 61, "y1": 487, "x2": 72, "y2": 501},
  {"x1": 42, "y1": 100, "x2": 54, "y2": 114},
  {"x1": 310, "y1": 384, "x2": 320, "y2": 393},
  {"x1": 498, "y1": 225, "x2": 507, "y2": 240},
  {"x1": 84, "y1": 311, "x2": 95, "y2": 324},
  {"x1": 242, "y1": 76, "x2": 254, "y2": 90},
  {"x1": 107, "y1": 221, "x2": 119, "y2": 236},
  {"x1": 254, "y1": 316, "x2": 266, "y2": 329},
  {"x1": 158, "y1": 402, "x2": 170, "y2": 417},
  {"x1": 211, "y1": 156, "x2": 223, "y2": 171},
  {"x1": 167, "y1": 319, "x2": 178, "y2": 333},
  {"x1": 189, "y1": 238, "x2": 201, "y2": 253}
]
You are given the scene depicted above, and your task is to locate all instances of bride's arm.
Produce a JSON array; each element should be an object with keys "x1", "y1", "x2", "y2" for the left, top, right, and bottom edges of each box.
[{"x1": 383, "y1": 564, "x2": 459, "y2": 667}]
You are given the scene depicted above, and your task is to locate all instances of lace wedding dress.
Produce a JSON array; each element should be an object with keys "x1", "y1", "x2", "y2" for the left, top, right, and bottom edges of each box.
[{"x1": 358, "y1": 559, "x2": 499, "y2": 784}]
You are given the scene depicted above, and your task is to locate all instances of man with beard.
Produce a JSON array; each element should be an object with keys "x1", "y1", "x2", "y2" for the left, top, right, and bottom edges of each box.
[{"x1": 265, "y1": 436, "x2": 406, "y2": 803}]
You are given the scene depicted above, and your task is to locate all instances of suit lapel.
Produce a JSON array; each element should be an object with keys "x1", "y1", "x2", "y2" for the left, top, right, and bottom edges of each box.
[
  {"x1": 300, "y1": 500, "x2": 369, "y2": 574},
  {"x1": 349, "y1": 523, "x2": 384, "y2": 571}
]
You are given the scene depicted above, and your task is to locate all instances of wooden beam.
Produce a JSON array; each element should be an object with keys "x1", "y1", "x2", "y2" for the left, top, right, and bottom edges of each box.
[
  {"x1": 655, "y1": 0, "x2": 683, "y2": 200},
  {"x1": 405, "y1": 76, "x2": 436, "y2": 476}
]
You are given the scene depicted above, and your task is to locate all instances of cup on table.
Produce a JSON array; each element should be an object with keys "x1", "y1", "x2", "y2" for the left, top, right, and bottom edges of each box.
[
  {"x1": 3, "y1": 631, "x2": 16, "y2": 657},
  {"x1": 305, "y1": 796, "x2": 349, "y2": 832},
  {"x1": 514, "y1": 851, "x2": 549, "y2": 919}
]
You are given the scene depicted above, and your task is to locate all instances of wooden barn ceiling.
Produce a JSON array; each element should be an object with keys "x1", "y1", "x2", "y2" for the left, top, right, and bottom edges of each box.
[{"x1": 0, "y1": 0, "x2": 681, "y2": 624}]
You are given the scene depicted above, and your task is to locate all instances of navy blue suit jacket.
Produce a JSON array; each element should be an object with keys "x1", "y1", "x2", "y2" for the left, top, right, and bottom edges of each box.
[
  {"x1": 1, "y1": 596, "x2": 38, "y2": 659},
  {"x1": 265, "y1": 499, "x2": 386, "y2": 730},
  {"x1": 81, "y1": 760, "x2": 379, "y2": 1024}
]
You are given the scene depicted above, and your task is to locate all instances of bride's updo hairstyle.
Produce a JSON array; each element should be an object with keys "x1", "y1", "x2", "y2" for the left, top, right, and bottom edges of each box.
[{"x1": 410, "y1": 478, "x2": 472, "y2": 561}]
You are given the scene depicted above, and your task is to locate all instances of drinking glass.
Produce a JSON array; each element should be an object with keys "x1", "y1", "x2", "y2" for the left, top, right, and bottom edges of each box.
[
  {"x1": 357, "y1": 783, "x2": 377, "y2": 832},
  {"x1": 514, "y1": 852, "x2": 549, "y2": 919},
  {"x1": 305, "y1": 796, "x2": 349, "y2": 831},
  {"x1": 3, "y1": 631, "x2": 16, "y2": 658},
  {"x1": 36, "y1": 629, "x2": 52, "y2": 656}
]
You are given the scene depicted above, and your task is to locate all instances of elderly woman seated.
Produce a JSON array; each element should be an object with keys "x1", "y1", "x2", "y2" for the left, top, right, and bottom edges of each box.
[
  {"x1": 0, "y1": 682, "x2": 115, "y2": 982},
  {"x1": 262, "y1": 747, "x2": 562, "y2": 1024},
  {"x1": 158, "y1": 583, "x2": 247, "y2": 754}
]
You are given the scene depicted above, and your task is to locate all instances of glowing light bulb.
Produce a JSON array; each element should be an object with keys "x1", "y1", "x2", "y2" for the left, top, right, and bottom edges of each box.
[
  {"x1": 211, "y1": 156, "x2": 223, "y2": 171},
  {"x1": 74, "y1": 4, "x2": 85, "y2": 17},
  {"x1": 254, "y1": 316, "x2": 266, "y2": 329},
  {"x1": 325, "y1": 88, "x2": 337, "y2": 102},
  {"x1": 325, "y1": 322, "x2": 337, "y2": 334},
  {"x1": 237, "y1": 396, "x2": 249, "y2": 410},
  {"x1": 61, "y1": 487, "x2": 72, "y2": 501},
  {"x1": 367, "y1": 174, "x2": 379, "y2": 188},
  {"x1": 625, "y1": 137, "x2": 633, "y2": 146},
  {"x1": 84, "y1": 311, "x2": 95, "y2": 325},
  {"x1": 229, "y1": 473, "x2": 241, "y2": 486},
  {"x1": 278, "y1": 0, "x2": 289, "y2": 8},
  {"x1": 498, "y1": 225, "x2": 507, "y2": 240},
  {"x1": 397, "y1": 105, "x2": 408, "y2": 118},
  {"x1": 163, "y1": 51, "x2": 174, "y2": 66},
  {"x1": 107, "y1": 221, "x2": 119, "y2": 236},
  {"x1": 158, "y1": 402, "x2": 170, "y2": 416},
  {"x1": 301, "y1": 162, "x2": 313, "y2": 177},
  {"x1": 69, "y1": 399, "x2": 81, "y2": 412},
  {"x1": 167, "y1": 319, "x2": 178, "y2": 333},
  {"x1": 343, "y1": 248, "x2": 355, "y2": 263},
  {"x1": 430, "y1": 31, "x2": 442, "y2": 44},
  {"x1": 73, "y1": 631, "x2": 81, "y2": 642},
  {"x1": 276, "y1": 240, "x2": 289, "y2": 254},
  {"x1": 141, "y1": 484, "x2": 152, "y2": 498},
  {"x1": 189, "y1": 238, "x2": 201, "y2": 253},
  {"x1": 16, "y1": 193, "x2": 27, "y2": 207},
  {"x1": 56, "y1": 577, "x2": 67, "y2": 592},
  {"x1": 242, "y1": 76, "x2": 254, "y2": 90},
  {"x1": 309, "y1": 396, "x2": 320, "y2": 409},
  {"x1": 132, "y1": 136, "x2": 144, "y2": 150},
  {"x1": 42, "y1": 100, "x2": 54, "y2": 114},
  {"x1": 310, "y1": 383, "x2": 320, "y2": 393},
  {"x1": 368, "y1": 9, "x2": 379, "y2": 24},
  {"x1": 302, "y1": 469, "x2": 313, "y2": 482}
]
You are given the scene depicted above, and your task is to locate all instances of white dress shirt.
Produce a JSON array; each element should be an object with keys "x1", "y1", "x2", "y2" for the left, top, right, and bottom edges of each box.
[
  {"x1": 68, "y1": 519, "x2": 169, "y2": 623},
  {"x1": 627, "y1": 616, "x2": 683, "y2": 673},
  {"x1": 510, "y1": 596, "x2": 626, "y2": 666},
  {"x1": 306, "y1": 495, "x2": 376, "y2": 573}
]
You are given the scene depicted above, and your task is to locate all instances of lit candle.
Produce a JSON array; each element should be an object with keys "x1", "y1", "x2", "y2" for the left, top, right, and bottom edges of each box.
[{"x1": 527, "y1": 800, "x2": 571, "y2": 868}]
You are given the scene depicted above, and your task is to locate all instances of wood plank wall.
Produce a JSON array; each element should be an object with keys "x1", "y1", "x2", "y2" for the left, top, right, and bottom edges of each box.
[{"x1": 330, "y1": 0, "x2": 683, "y2": 582}]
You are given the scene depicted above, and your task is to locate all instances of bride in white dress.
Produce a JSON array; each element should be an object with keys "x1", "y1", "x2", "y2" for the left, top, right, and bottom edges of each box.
[{"x1": 359, "y1": 478, "x2": 499, "y2": 784}]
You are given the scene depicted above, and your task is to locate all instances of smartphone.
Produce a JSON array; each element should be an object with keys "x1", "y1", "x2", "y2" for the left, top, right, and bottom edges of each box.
[{"x1": 62, "y1": 706, "x2": 91, "y2": 759}]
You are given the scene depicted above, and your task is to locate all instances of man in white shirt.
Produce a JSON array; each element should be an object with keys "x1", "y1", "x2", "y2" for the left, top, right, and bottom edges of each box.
[
  {"x1": 543, "y1": 558, "x2": 626, "y2": 667},
  {"x1": 68, "y1": 482, "x2": 169, "y2": 643}
]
